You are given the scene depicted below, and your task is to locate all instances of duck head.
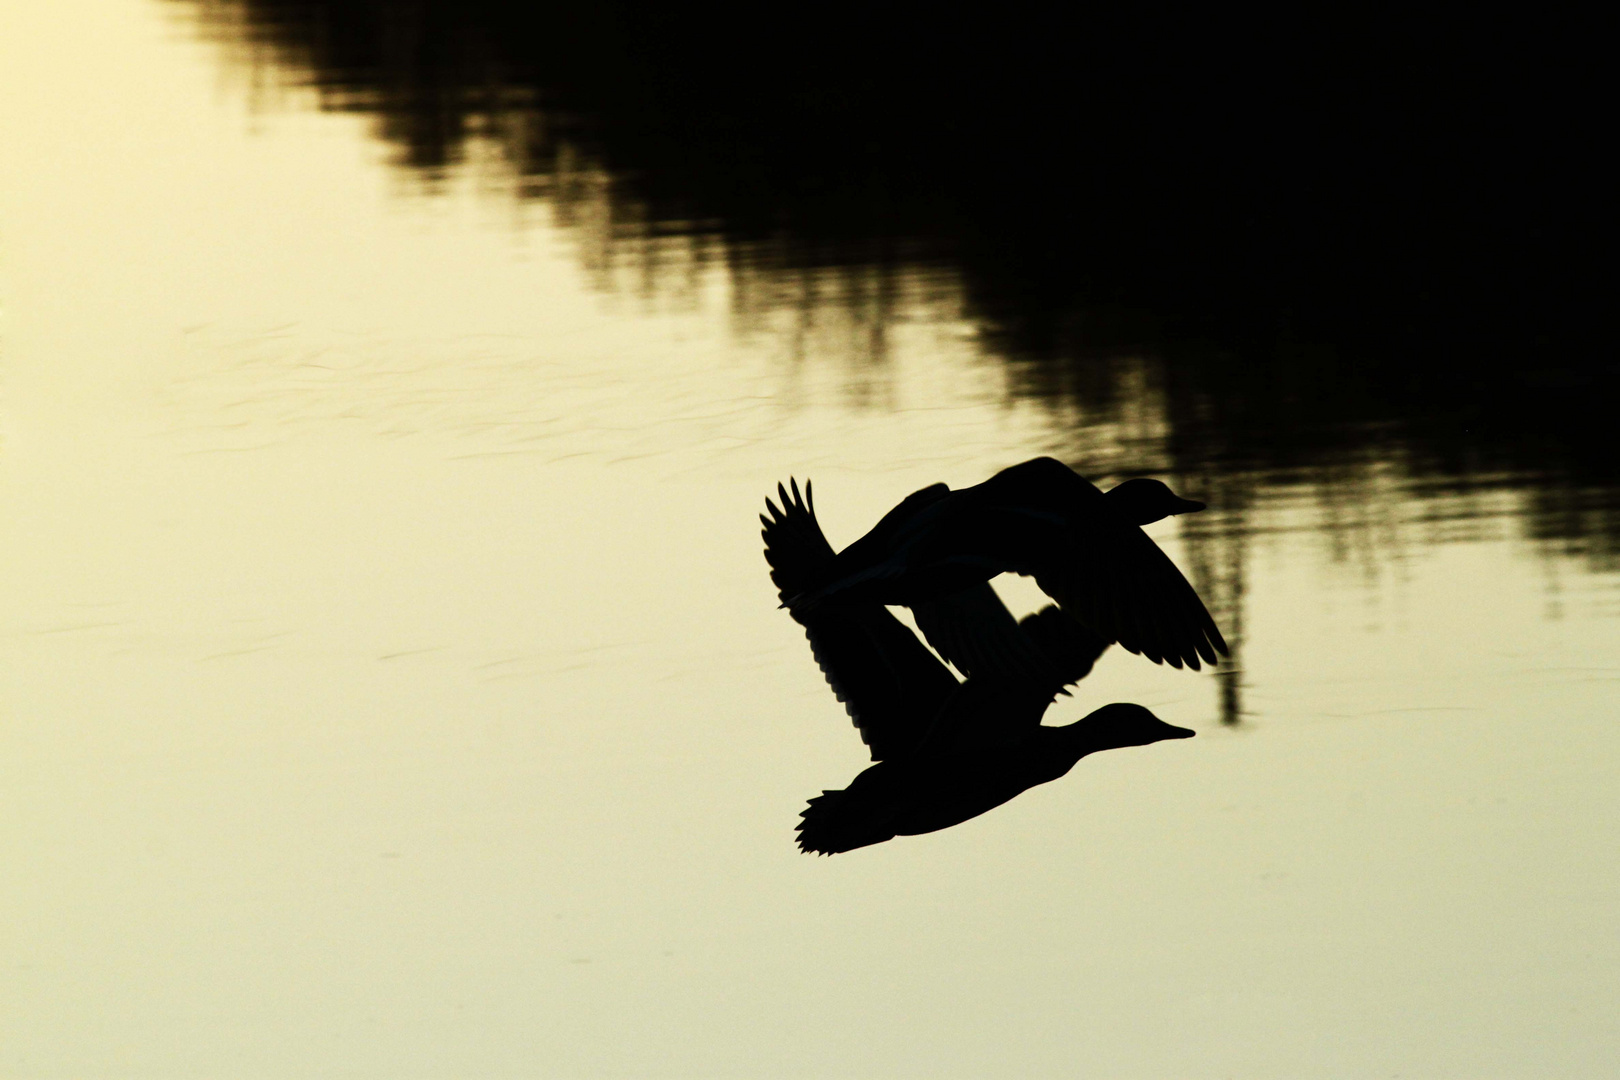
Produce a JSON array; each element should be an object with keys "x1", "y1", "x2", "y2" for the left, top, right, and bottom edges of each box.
[
  {"x1": 1080, "y1": 703, "x2": 1196, "y2": 750},
  {"x1": 1105, "y1": 478, "x2": 1206, "y2": 525}
]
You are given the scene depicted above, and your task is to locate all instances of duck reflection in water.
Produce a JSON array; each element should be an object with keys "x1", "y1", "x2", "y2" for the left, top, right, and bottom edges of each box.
[
  {"x1": 764, "y1": 475, "x2": 1197, "y2": 855},
  {"x1": 787, "y1": 456, "x2": 1227, "y2": 672}
]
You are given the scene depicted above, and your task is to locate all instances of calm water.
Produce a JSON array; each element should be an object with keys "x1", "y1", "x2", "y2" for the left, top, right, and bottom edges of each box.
[{"x1": 3, "y1": 3, "x2": 1617, "y2": 1077}]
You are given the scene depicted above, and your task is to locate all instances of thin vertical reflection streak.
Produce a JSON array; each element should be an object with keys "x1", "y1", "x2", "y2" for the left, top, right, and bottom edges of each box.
[{"x1": 1180, "y1": 478, "x2": 1251, "y2": 726}]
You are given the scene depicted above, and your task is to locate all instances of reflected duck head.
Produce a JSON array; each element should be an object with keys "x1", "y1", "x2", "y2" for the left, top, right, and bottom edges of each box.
[
  {"x1": 1081, "y1": 703, "x2": 1197, "y2": 749},
  {"x1": 1105, "y1": 478, "x2": 1207, "y2": 525}
]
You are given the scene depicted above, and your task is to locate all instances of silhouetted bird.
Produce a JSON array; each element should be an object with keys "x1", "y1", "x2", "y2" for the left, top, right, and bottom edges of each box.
[
  {"x1": 763, "y1": 479, "x2": 1195, "y2": 855},
  {"x1": 786, "y1": 457, "x2": 1227, "y2": 671}
]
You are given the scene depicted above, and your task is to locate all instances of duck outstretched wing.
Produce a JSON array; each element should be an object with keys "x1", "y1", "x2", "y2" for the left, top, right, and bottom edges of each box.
[{"x1": 763, "y1": 480, "x2": 959, "y2": 760}]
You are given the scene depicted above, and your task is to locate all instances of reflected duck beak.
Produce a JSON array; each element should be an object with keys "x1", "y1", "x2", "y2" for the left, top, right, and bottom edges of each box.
[
  {"x1": 1171, "y1": 497, "x2": 1206, "y2": 515},
  {"x1": 1166, "y1": 724, "x2": 1196, "y2": 739}
]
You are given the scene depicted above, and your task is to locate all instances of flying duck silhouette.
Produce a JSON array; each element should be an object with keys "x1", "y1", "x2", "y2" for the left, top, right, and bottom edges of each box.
[
  {"x1": 785, "y1": 457, "x2": 1228, "y2": 672},
  {"x1": 763, "y1": 478, "x2": 1195, "y2": 855}
]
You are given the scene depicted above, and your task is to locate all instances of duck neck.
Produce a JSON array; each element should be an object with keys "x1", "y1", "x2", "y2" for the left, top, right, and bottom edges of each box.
[{"x1": 1042, "y1": 718, "x2": 1111, "y2": 768}]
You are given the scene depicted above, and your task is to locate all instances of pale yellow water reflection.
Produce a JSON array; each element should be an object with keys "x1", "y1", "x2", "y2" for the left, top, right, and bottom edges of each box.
[{"x1": 3, "y1": 3, "x2": 1618, "y2": 1077}]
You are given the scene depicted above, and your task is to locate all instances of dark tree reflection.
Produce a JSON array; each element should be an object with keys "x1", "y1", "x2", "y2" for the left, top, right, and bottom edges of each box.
[{"x1": 168, "y1": 1, "x2": 1616, "y2": 714}]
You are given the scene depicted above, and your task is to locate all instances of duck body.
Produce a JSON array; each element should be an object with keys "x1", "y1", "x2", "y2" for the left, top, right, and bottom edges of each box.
[
  {"x1": 798, "y1": 748, "x2": 1057, "y2": 855},
  {"x1": 797, "y1": 700, "x2": 1194, "y2": 855}
]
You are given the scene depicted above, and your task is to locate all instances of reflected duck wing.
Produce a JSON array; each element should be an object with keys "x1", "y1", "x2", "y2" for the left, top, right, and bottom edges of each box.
[
  {"x1": 906, "y1": 603, "x2": 1111, "y2": 752},
  {"x1": 911, "y1": 582, "x2": 1066, "y2": 687},
  {"x1": 1016, "y1": 605, "x2": 1112, "y2": 688},
  {"x1": 763, "y1": 480, "x2": 959, "y2": 760},
  {"x1": 1033, "y1": 520, "x2": 1227, "y2": 670}
]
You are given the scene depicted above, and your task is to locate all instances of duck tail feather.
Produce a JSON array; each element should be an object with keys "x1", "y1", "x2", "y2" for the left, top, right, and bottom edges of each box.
[{"x1": 795, "y1": 788, "x2": 896, "y2": 855}]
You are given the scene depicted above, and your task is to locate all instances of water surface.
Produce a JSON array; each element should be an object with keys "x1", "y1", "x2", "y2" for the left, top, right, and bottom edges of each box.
[{"x1": 2, "y1": 4, "x2": 1616, "y2": 1077}]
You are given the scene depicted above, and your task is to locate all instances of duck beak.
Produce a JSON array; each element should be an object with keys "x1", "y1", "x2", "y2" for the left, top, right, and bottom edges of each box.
[
  {"x1": 1166, "y1": 724, "x2": 1196, "y2": 739},
  {"x1": 1171, "y1": 497, "x2": 1206, "y2": 515}
]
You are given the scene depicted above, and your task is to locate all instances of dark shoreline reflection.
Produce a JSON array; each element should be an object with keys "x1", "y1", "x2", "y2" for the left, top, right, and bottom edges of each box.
[
  {"x1": 168, "y1": 1, "x2": 1617, "y2": 723},
  {"x1": 169, "y1": 1, "x2": 1606, "y2": 356}
]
